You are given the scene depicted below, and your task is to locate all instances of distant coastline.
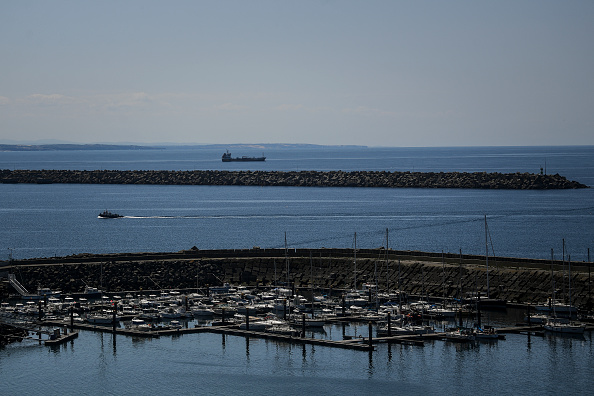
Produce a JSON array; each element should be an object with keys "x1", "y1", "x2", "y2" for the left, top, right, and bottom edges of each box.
[
  {"x1": 0, "y1": 143, "x2": 366, "y2": 151},
  {"x1": 0, "y1": 144, "x2": 161, "y2": 151}
]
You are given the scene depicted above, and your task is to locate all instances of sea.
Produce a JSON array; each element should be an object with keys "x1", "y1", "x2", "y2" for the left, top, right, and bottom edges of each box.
[{"x1": 1, "y1": 145, "x2": 593, "y2": 395}]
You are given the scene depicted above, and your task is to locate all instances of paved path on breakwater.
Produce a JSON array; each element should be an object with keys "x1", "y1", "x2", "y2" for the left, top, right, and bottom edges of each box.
[{"x1": 0, "y1": 169, "x2": 587, "y2": 189}]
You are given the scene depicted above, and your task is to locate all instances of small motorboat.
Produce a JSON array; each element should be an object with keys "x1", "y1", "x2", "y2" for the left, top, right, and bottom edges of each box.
[{"x1": 98, "y1": 210, "x2": 123, "y2": 219}]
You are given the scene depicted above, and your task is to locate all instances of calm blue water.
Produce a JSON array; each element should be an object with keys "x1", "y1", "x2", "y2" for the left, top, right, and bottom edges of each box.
[
  {"x1": 1, "y1": 319, "x2": 593, "y2": 395},
  {"x1": 1, "y1": 146, "x2": 594, "y2": 394},
  {"x1": 1, "y1": 146, "x2": 593, "y2": 261}
]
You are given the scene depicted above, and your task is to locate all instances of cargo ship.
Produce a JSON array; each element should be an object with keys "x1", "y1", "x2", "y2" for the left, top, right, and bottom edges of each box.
[{"x1": 222, "y1": 150, "x2": 266, "y2": 162}]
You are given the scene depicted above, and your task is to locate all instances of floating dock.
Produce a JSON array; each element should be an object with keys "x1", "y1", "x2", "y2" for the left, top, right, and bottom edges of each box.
[
  {"x1": 37, "y1": 319, "x2": 594, "y2": 352},
  {"x1": 45, "y1": 330, "x2": 79, "y2": 346}
]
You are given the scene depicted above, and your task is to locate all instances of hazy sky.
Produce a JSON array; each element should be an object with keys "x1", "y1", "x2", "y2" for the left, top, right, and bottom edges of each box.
[{"x1": 1, "y1": 1, "x2": 593, "y2": 146}]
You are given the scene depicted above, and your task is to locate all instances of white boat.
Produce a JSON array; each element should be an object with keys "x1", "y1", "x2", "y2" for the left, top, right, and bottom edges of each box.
[
  {"x1": 266, "y1": 324, "x2": 298, "y2": 336},
  {"x1": 191, "y1": 304, "x2": 215, "y2": 317},
  {"x1": 72, "y1": 286, "x2": 103, "y2": 300},
  {"x1": 138, "y1": 308, "x2": 160, "y2": 320},
  {"x1": 543, "y1": 319, "x2": 586, "y2": 334},
  {"x1": 426, "y1": 305, "x2": 458, "y2": 319},
  {"x1": 62, "y1": 312, "x2": 85, "y2": 323},
  {"x1": 524, "y1": 313, "x2": 551, "y2": 324},
  {"x1": 170, "y1": 320, "x2": 183, "y2": 329},
  {"x1": 344, "y1": 291, "x2": 368, "y2": 307},
  {"x1": 213, "y1": 305, "x2": 238, "y2": 316},
  {"x1": 474, "y1": 327, "x2": 501, "y2": 340},
  {"x1": 378, "y1": 324, "x2": 435, "y2": 336},
  {"x1": 209, "y1": 283, "x2": 232, "y2": 295},
  {"x1": 534, "y1": 302, "x2": 578, "y2": 317},
  {"x1": 21, "y1": 287, "x2": 61, "y2": 301},
  {"x1": 445, "y1": 328, "x2": 476, "y2": 342},
  {"x1": 239, "y1": 320, "x2": 269, "y2": 331},
  {"x1": 239, "y1": 317, "x2": 285, "y2": 331},
  {"x1": 160, "y1": 306, "x2": 182, "y2": 319},
  {"x1": 304, "y1": 318, "x2": 325, "y2": 328},
  {"x1": 87, "y1": 313, "x2": 120, "y2": 324}
]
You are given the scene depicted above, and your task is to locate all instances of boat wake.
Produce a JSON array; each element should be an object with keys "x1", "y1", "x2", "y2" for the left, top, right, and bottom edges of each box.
[
  {"x1": 121, "y1": 214, "x2": 401, "y2": 220},
  {"x1": 123, "y1": 216, "x2": 188, "y2": 219}
]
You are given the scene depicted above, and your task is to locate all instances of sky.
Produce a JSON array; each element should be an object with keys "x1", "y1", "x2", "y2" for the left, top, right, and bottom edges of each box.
[{"x1": 1, "y1": 0, "x2": 593, "y2": 147}]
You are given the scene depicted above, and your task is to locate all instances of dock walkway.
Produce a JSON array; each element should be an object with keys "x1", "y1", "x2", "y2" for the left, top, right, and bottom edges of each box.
[
  {"x1": 45, "y1": 331, "x2": 78, "y2": 346},
  {"x1": 39, "y1": 320, "x2": 593, "y2": 351}
]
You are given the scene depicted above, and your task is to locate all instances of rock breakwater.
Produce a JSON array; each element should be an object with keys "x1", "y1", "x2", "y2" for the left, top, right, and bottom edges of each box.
[
  {"x1": 2, "y1": 249, "x2": 592, "y2": 309},
  {"x1": 0, "y1": 169, "x2": 587, "y2": 189}
]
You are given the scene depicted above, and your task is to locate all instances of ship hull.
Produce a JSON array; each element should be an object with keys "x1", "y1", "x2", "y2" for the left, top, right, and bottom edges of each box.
[{"x1": 222, "y1": 157, "x2": 266, "y2": 162}]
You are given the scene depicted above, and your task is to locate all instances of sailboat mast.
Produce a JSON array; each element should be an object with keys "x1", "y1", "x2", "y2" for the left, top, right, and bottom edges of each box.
[
  {"x1": 385, "y1": 228, "x2": 389, "y2": 293},
  {"x1": 310, "y1": 251, "x2": 314, "y2": 310},
  {"x1": 374, "y1": 239, "x2": 378, "y2": 308},
  {"x1": 442, "y1": 250, "x2": 445, "y2": 303},
  {"x1": 274, "y1": 258, "x2": 277, "y2": 289},
  {"x1": 353, "y1": 232, "x2": 357, "y2": 290},
  {"x1": 567, "y1": 254, "x2": 571, "y2": 308},
  {"x1": 485, "y1": 215, "x2": 490, "y2": 298},
  {"x1": 550, "y1": 248, "x2": 555, "y2": 312},
  {"x1": 398, "y1": 259, "x2": 402, "y2": 309},
  {"x1": 285, "y1": 232, "x2": 290, "y2": 291},
  {"x1": 562, "y1": 239, "x2": 565, "y2": 302},
  {"x1": 459, "y1": 249, "x2": 463, "y2": 301}
]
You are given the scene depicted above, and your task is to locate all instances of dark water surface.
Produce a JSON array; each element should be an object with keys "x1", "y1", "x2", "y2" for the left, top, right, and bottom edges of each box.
[
  {"x1": 1, "y1": 146, "x2": 592, "y2": 261},
  {"x1": 1, "y1": 315, "x2": 593, "y2": 395},
  {"x1": 1, "y1": 146, "x2": 593, "y2": 394}
]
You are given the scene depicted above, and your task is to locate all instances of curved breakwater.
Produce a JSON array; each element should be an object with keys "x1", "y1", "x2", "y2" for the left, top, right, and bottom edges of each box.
[
  {"x1": 0, "y1": 169, "x2": 588, "y2": 189},
  {"x1": 1, "y1": 248, "x2": 592, "y2": 309}
]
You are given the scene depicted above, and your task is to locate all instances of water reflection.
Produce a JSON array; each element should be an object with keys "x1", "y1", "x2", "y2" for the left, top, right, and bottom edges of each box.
[
  {"x1": 2, "y1": 321, "x2": 593, "y2": 395},
  {"x1": 545, "y1": 332, "x2": 586, "y2": 347},
  {"x1": 98, "y1": 332, "x2": 108, "y2": 377}
]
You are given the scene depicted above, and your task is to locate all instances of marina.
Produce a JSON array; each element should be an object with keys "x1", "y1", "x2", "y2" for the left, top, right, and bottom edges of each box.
[
  {"x1": 2, "y1": 288, "x2": 593, "y2": 394},
  {"x1": 2, "y1": 280, "x2": 592, "y2": 351}
]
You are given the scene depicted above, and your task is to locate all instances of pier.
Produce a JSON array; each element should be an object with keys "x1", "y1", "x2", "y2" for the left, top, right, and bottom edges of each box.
[
  {"x1": 34, "y1": 316, "x2": 594, "y2": 352},
  {"x1": 45, "y1": 330, "x2": 79, "y2": 346},
  {"x1": 42, "y1": 320, "x2": 375, "y2": 350}
]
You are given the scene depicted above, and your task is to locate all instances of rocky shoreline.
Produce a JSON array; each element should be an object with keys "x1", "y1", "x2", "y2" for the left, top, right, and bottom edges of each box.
[
  {"x1": 2, "y1": 248, "x2": 592, "y2": 309},
  {"x1": 0, "y1": 169, "x2": 588, "y2": 189}
]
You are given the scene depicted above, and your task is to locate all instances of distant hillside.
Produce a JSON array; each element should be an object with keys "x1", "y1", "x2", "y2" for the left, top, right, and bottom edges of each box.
[
  {"x1": 162, "y1": 143, "x2": 368, "y2": 150},
  {"x1": 0, "y1": 144, "x2": 162, "y2": 151},
  {"x1": 0, "y1": 143, "x2": 367, "y2": 151}
]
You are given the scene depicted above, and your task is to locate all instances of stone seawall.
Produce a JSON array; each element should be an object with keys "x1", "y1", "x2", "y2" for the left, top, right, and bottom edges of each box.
[
  {"x1": 2, "y1": 249, "x2": 592, "y2": 309},
  {"x1": 0, "y1": 169, "x2": 588, "y2": 189}
]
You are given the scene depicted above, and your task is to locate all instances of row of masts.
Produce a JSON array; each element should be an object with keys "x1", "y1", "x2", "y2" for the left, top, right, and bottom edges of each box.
[
  {"x1": 549, "y1": 239, "x2": 590, "y2": 311},
  {"x1": 276, "y1": 216, "x2": 586, "y2": 309}
]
